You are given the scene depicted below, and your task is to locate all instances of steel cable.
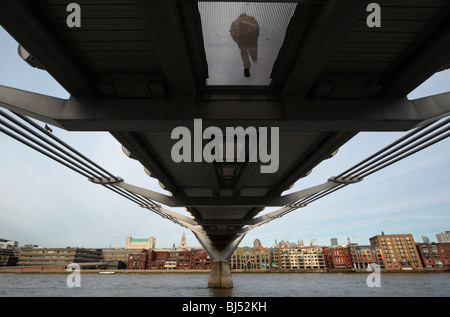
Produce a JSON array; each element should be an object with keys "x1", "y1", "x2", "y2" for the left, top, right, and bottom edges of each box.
[
  {"x1": 337, "y1": 117, "x2": 450, "y2": 179},
  {"x1": 0, "y1": 116, "x2": 102, "y2": 180},
  {"x1": 289, "y1": 117, "x2": 450, "y2": 210},
  {"x1": 1, "y1": 110, "x2": 119, "y2": 181},
  {"x1": 0, "y1": 124, "x2": 92, "y2": 179}
]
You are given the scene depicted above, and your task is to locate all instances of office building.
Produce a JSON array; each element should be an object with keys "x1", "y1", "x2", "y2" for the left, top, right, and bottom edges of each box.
[
  {"x1": 297, "y1": 246, "x2": 326, "y2": 269},
  {"x1": 231, "y1": 240, "x2": 274, "y2": 270},
  {"x1": 0, "y1": 249, "x2": 19, "y2": 266},
  {"x1": 436, "y1": 231, "x2": 450, "y2": 243},
  {"x1": 102, "y1": 248, "x2": 142, "y2": 269},
  {"x1": 17, "y1": 247, "x2": 103, "y2": 267},
  {"x1": 348, "y1": 244, "x2": 385, "y2": 269}
]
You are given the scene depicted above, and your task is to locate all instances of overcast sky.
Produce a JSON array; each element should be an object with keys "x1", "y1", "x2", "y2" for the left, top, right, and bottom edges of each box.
[{"x1": 0, "y1": 25, "x2": 449, "y2": 250}]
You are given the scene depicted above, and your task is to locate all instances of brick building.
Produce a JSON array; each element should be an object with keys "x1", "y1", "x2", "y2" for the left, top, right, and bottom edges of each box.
[
  {"x1": 416, "y1": 242, "x2": 450, "y2": 268},
  {"x1": 322, "y1": 246, "x2": 352, "y2": 269},
  {"x1": 369, "y1": 233, "x2": 422, "y2": 270},
  {"x1": 149, "y1": 250, "x2": 169, "y2": 269},
  {"x1": 127, "y1": 250, "x2": 149, "y2": 270},
  {"x1": 127, "y1": 248, "x2": 210, "y2": 270},
  {"x1": 190, "y1": 249, "x2": 211, "y2": 269}
]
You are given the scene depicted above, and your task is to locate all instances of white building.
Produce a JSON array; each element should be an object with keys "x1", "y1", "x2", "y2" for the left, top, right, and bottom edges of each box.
[
  {"x1": 297, "y1": 246, "x2": 326, "y2": 269},
  {"x1": 436, "y1": 231, "x2": 450, "y2": 243},
  {"x1": 0, "y1": 239, "x2": 18, "y2": 250},
  {"x1": 124, "y1": 237, "x2": 156, "y2": 250}
]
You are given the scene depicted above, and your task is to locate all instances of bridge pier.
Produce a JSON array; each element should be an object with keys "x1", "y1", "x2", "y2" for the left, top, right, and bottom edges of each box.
[
  {"x1": 208, "y1": 261, "x2": 233, "y2": 289},
  {"x1": 194, "y1": 232, "x2": 244, "y2": 289}
]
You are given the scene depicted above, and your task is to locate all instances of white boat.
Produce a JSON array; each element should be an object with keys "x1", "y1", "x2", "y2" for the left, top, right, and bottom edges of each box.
[{"x1": 99, "y1": 271, "x2": 115, "y2": 274}]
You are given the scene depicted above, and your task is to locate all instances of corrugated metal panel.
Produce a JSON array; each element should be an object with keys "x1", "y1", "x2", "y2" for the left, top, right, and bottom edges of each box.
[
  {"x1": 44, "y1": 0, "x2": 161, "y2": 74},
  {"x1": 323, "y1": 1, "x2": 448, "y2": 75},
  {"x1": 141, "y1": 129, "x2": 325, "y2": 198},
  {"x1": 243, "y1": 132, "x2": 324, "y2": 188}
]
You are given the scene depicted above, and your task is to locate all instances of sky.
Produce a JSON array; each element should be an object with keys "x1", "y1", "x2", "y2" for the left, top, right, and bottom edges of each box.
[{"x1": 0, "y1": 25, "x2": 449, "y2": 250}]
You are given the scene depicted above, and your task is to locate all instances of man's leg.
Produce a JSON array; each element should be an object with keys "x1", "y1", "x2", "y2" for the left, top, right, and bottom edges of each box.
[{"x1": 239, "y1": 45, "x2": 251, "y2": 77}]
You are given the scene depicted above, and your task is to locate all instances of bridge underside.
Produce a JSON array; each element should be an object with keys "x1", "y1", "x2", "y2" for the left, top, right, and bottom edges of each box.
[{"x1": 1, "y1": 0, "x2": 450, "y2": 287}]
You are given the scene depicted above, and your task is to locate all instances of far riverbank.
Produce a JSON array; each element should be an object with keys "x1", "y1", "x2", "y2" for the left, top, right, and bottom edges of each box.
[{"x1": 1, "y1": 266, "x2": 449, "y2": 274}]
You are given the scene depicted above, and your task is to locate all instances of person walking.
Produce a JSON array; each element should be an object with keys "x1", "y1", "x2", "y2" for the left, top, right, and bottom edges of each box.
[{"x1": 230, "y1": 13, "x2": 260, "y2": 77}]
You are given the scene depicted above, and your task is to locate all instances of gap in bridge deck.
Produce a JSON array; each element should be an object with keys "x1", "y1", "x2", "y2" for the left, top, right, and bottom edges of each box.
[{"x1": 198, "y1": 2, "x2": 297, "y2": 86}]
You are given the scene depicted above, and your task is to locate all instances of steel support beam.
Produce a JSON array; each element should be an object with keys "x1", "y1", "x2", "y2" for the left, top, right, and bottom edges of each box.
[
  {"x1": 2, "y1": 85, "x2": 449, "y2": 132},
  {"x1": 114, "y1": 177, "x2": 358, "y2": 208},
  {"x1": 380, "y1": 10, "x2": 450, "y2": 98},
  {"x1": 0, "y1": 0, "x2": 99, "y2": 98},
  {"x1": 279, "y1": 0, "x2": 370, "y2": 97},
  {"x1": 134, "y1": 0, "x2": 206, "y2": 96}
]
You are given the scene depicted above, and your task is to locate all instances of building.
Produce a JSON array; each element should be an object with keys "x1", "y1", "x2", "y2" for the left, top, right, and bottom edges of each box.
[
  {"x1": 279, "y1": 248, "x2": 300, "y2": 269},
  {"x1": 266, "y1": 240, "x2": 326, "y2": 270},
  {"x1": 231, "y1": 239, "x2": 274, "y2": 270},
  {"x1": 297, "y1": 246, "x2": 326, "y2": 269},
  {"x1": 102, "y1": 248, "x2": 142, "y2": 269},
  {"x1": 165, "y1": 245, "x2": 179, "y2": 270},
  {"x1": 127, "y1": 250, "x2": 149, "y2": 270},
  {"x1": 190, "y1": 249, "x2": 211, "y2": 270},
  {"x1": 124, "y1": 237, "x2": 156, "y2": 250},
  {"x1": 147, "y1": 250, "x2": 169, "y2": 269},
  {"x1": 437, "y1": 243, "x2": 450, "y2": 267},
  {"x1": 416, "y1": 243, "x2": 450, "y2": 268},
  {"x1": 322, "y1": 246, "x2": 352, "y2": 269},
  {"x1": 17, "y1": 247, "x2": 103, "y2": 267},
  {"x1": 436, "y1": 231, "x2": 450, "y2": 243},
  {"x1": 369, "y1": 233, "x2": 423, "y2": 270},
  {"x1": 127, "y1": 247, "x2": 211, "y2": 270},
  {"x1": 231, "y1": 246, "x2": 273, "y2": 270},
  {"x1": 348, "y1": 244, "x2": 385, "y2": 270},
  {"x1": 0, "y1": 239, "x2": 18, "y2": 250},
  {"x1": 126, "y1": 234, "x2": 211, "y2": 270},
  {"x1": 176, "y1": 249, "x2": 192, "y2": 270},
  {"x1": 0, "y1": 249, "x2": 19, "y2": 266},
  {"x1": 179, "y1": 233, "x2": 187, "y2": 248}
]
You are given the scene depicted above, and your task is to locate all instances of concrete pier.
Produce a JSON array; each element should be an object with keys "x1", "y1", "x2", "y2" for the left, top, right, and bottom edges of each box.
[{"x1": 208, "y1": 261, "x2": 233, "y2": 288}]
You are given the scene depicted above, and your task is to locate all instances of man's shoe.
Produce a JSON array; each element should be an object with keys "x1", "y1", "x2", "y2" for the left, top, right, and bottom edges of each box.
[{"x1": 244, "y1": 68, "x2": 250, "y2": 77}]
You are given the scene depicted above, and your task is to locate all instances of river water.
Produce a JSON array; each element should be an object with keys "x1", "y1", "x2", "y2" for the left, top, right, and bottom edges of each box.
[{"x1": 0, "y1": 272, "x2": 449, "y2": 297}]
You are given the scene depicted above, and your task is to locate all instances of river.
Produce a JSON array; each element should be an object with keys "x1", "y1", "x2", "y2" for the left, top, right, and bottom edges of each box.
[{"x1": 1, "y1": 272, "x2": 449, "y2": 297}]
